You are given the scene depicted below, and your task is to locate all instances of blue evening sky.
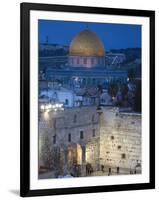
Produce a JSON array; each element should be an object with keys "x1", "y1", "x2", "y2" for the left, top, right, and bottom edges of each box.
[{"x1": 39, "y1": 20, "x2": 141, "y2": 50}]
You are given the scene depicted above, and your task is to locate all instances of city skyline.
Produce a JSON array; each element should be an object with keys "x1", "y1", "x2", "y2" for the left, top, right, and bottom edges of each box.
[{"x1": 38, "y1": 20, "x2": 141, "y2": 50}]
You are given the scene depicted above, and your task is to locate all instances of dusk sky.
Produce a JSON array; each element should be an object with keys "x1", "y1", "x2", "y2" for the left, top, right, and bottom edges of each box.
[{"x1": 39, "y1": 20, "x2": 141, "y2": 50}]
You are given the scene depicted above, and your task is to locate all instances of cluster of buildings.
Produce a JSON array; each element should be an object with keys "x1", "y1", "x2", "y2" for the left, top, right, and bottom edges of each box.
[{"x1": 39, "y1": 29, "x2": 128, "y2": 109}]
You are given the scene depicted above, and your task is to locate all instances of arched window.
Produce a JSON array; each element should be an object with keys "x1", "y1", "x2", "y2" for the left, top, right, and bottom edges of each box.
[
  {"x1": 80, "y1": 131, "x2": 84, "y2": 139},
  {"x1": 68, "y1": 133, "x2": 71, "y2": 142},
  {"x1": 53, "y1": 135, "x2": 56, "y2": 144}
]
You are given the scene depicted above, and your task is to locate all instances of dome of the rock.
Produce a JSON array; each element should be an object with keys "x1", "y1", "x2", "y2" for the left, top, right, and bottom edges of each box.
[{"x1": 69, "y1": 29, "x2": 105, "y2": 57}]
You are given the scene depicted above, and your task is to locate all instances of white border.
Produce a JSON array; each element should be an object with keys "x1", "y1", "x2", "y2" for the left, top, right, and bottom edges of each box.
[{"x1": 30, "y1": 10, "x2": 150, "y2": 190}]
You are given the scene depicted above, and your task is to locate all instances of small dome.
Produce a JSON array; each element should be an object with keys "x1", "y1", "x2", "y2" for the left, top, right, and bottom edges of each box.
[{"x1": 69, "y1": 29, "x2": 105, "y2": 57}]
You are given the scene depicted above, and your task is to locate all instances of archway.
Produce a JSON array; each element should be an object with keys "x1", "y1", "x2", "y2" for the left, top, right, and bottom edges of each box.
[
  {"x1": 67, "y1": 143, "x2": 82, "y2": 166},
  {"x1": 67, "y1": 143, "x2": 83, "y2": 176}
]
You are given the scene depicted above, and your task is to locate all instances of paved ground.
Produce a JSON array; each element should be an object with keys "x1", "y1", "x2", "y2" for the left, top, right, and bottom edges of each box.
[{"x1": 39, "y1": 171, "x2": 56, "y2": 179}]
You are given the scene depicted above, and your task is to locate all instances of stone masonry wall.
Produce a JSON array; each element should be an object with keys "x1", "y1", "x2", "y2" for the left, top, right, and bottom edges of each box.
[
  {"x1": 99, "y1": 107, "x2": 141, "y2": 172},
  {"x1": 39, "y1": 106, "x2": 100, "y2": 169}
]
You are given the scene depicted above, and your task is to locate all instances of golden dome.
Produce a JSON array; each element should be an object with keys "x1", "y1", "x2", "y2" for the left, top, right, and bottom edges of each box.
[{"x1": 69, "y1": 29, "x2": 105, "y2": 57}]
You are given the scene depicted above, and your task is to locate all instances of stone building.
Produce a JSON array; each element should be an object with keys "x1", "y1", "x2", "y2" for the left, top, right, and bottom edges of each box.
[{"x1": 39, "y1": 106, "x2": 141, "y2": 178}]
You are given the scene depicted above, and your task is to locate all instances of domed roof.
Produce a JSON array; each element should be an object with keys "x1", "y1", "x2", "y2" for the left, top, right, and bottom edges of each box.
[{"x1": 69, "y1": 29, "x2": 105, "y2": 57}]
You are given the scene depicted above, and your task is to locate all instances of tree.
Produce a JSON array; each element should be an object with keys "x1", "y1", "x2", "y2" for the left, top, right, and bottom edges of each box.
[
  {"x1": 121, "y1": 84, "x2": 128, "y2": 100},
  {"x1": 133, "y1": 80, "x2": 141, "y2": 112},
  {"x1": 40, "y1": 134, "x2": 65, "y2": 177},
  {"x1": 128, "y1": 68, "x2": 136, "y2": 80},
  {"x1": 40, "y1": 134, "x2": 54, "y2": 170}
]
